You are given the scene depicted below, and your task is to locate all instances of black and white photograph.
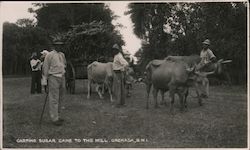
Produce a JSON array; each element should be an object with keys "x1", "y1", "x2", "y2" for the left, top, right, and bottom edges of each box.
[{"x1": 1, "y1": 1, "x2": 249, "y2": 149}]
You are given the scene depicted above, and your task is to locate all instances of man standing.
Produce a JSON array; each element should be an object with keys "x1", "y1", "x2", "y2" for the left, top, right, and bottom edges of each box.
[
  {"x1": 30, "y1": 52, "x2": 42, "y2": 94},
  {"x1": 42, "y1": 40, "x2": 66, "y2": 126},
  {"x1": 197, "y1": 39, "x2": 217, "y2": 71},
  {"x1": 112, "y1": 44, "x2": 129, "y2": 107},
  {"x1": 40, "y1": 50, "x2": 49, "y2": 93}
]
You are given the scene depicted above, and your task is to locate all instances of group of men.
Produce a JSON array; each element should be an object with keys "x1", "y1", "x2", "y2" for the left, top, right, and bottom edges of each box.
[
  {"x1": 30, "y1": 40, "x2": 67, "y2": 126},
  {"x1": 30, "y1": 50, "x2": 49, "y2": 94},
  {"x1": 31, "y1": 38, "x2": 216, "y2": 126},
  {"x1": 30, "y1": 39, "x2": 133, "y2": 126}
]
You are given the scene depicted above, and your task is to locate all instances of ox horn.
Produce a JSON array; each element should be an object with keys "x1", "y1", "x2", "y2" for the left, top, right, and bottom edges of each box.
[
  {"x1": 202, "y1": 71, "x2": 215, "y2": 76},
  {"x1": 221, "y1": 60, "x2": 232, "y2": 64},
  {"x1": 195, "y1": 71, "x2": 215, "y2": 76}
]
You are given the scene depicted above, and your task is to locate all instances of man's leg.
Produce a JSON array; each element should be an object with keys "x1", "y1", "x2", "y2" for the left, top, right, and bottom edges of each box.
[
  {"x1": 48, "y1": 76, "x2": 60, "y2": 122},
  {"x1": 113, "y1": 72, "x2": 121, "y2": 106},
  {"x1": 37, "y1": 71, "x2": 42, "y2": 93},
  {"x1": 59, "y1": 77, "x2": 66, "y2": 118},
  {"x1": 120, "y1": 72, "x2": 125, "y2": 105},
  {"x1": 31, "y1": 72, "x2": 36, "y2": 94}
]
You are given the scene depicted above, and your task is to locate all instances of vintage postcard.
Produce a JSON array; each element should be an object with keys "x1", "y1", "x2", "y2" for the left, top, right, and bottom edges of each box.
[{"x1": 1, "y1": 0, "x2": 249, "y2": 149}]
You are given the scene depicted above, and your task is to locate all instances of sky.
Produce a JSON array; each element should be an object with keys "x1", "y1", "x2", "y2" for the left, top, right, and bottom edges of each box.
[{"x1": 0, "y1": 1, "x2": 141, "y2": 55}]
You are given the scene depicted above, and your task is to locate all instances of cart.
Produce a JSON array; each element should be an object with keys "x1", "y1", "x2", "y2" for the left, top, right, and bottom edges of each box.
[{"x1": 65, "y1": 58, "x2": 92, "y2": 94}]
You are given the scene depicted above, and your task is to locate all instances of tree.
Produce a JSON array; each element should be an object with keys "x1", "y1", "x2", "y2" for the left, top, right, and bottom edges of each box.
[
  {"x1": 28, "y1": 3, "x2": 124, "y2": 61},
  {"x1": 128, "y1": 2, "x2": 247, "y2": 84},
  {"x1": 16, "y1": 18, "x2": 36, "y2": 27},
  {"x1": 3, "y1": 22, "x2": 51, "y2": 75},
  {"x1": 29, "y1": 3, "x2": 115, "y2": 34},
  {"x1": 62, "y1": 21, "x2": 124, "y2": 61}
]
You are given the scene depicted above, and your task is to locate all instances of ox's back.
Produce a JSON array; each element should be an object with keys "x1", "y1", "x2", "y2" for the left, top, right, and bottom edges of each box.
[
  {"x1": 151, "y1": 61, "x2": 190, "y2": 90},
  {"x1": 165, "y1": 55, "x2": 201, "y2": 67}
]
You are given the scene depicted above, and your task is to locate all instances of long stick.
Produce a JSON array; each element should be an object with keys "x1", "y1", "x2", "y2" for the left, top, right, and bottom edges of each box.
[{"x1": 39, "y1": 92, "x2": 48, "y2": 126}]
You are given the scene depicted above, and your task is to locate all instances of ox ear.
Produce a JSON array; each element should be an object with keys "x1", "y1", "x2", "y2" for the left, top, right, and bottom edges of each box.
[{"x1": 221, "y1": 60, "x2": 232, "y2": 64}]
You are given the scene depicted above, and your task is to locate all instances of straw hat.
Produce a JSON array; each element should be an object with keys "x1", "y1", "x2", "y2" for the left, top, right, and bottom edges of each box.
[{"x1": 202, "y1": 39, "x2": 211, "y2": 45}]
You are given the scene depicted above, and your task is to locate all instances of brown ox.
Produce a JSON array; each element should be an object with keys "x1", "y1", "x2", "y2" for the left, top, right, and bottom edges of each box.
[
  {"x1": 87, "y1": 61, "x2": 135, "y2": 102},
  {"x1": 146, "y1": 59, "x2": 213, "y2": 112},
  {"x1": 87, "y1": 61, "x2": 114, "y2": 102}
]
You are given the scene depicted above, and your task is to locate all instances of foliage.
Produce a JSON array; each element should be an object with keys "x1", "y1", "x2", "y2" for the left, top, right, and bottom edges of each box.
[
  {"x1": 63, "y1": 21, "x2": 124, "y2": 60},
  {"x1": 128, "y1": 2, "x2": 247, "y2": 84},
  {"x1": 3, "y1": 22, "x2": 51, "y2": 75},
  {"x1": 16, "y1": 18, "x2": 36, "y2": 28},
  {"x1": 3, "y1": 3, "x2": 124, "y2": 75},
  {"x1": 30, "y1": 3, "x2": 115, "y2": 34}
]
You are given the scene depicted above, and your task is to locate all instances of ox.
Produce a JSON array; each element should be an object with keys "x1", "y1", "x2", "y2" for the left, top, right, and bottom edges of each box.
[
  {"x1": 87, "y1": 61, "x2": 114, "y2": 102},
  {"x1": 145, "y1": 59, "x2": 213, "y2": 112},
  {"x1": 87, "y1": 61, "x2": 135, "y2": 101},
  {"x1": 165, "y1": 55, "x2": 201, "y2": 67}
]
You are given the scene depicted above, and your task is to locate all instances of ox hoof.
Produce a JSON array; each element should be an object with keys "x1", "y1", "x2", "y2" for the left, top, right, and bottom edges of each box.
[
  {"x1": 154, "y1": 105, "x2": 159, "y2": 108},
  {"x1": 87, "y1": 96, "x2": 90, "y2": 99}
]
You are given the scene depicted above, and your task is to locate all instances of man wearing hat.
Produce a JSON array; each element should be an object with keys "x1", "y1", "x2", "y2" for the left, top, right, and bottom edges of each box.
[
  {"x1": 40, "y1": 50, "x2": 49, "y2": 92},
  {"x1": 42, "y1": 40, "x2": 66, "y2": 126},
  {"x1": 197, "y1": 39, "x2": 216, "y2": 71},
  {"x1": 30, "y1": 52, "x2": 42, "y2": 94},
  {"x1": 112, "y1": 44, "x2": 129, "y2": 107}
]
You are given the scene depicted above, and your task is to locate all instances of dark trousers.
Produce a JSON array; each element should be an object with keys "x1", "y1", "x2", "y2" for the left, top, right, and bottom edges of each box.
[
  {"x1": 113, "y1": 71, "x2": 125, "y2": 105},
  {"x1": 31, "y1": 71, "x2": 42, "y2": 94}
]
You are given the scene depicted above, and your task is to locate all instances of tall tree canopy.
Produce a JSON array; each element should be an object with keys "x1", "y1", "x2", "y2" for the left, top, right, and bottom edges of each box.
[
  {"x1": 30, "y1": 3, "x2": 124, "y2": 60},
  {"x1": 128, "y1": 2, "x2": 247, "y2": 84},
  {"x1": 30, "y1": 3, "x2": 115, "y2": 33},
  {"x1": 3, "y1": 3, "x2": 124, "y2": 75},
  {"x1": 63, "y1": 21, "x2": 124, "y2": 60},
  {"x1": 3, "y1": 22, "x2": 50, "y2": 75}
]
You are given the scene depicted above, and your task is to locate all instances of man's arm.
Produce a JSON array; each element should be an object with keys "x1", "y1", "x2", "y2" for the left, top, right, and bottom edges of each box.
[
  {"x1": 208, "y1": 50, "x2": 216, "y2": 62},
  {"x1": 62, "y1": 53, "x2": 67, "y2": 67},
  {"x1": 119, "y1": 54, "x2": 129, "y2": 67},
  {"x1": 30, "y1": 60, "x2": 40, "y2": 70},
  {"x1": 42, "y1": 54, "x2": 51, "y2": 80}
]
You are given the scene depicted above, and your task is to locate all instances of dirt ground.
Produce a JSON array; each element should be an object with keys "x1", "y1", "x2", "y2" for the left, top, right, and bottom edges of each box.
[{"x1": 2, "y1": 77, "x2": 248, "y2": 148}]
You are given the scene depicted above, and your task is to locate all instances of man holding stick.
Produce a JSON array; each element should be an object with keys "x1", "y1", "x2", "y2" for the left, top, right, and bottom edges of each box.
[{"x1": 42, "y1": 39, "x2": 66, "y2": 126}]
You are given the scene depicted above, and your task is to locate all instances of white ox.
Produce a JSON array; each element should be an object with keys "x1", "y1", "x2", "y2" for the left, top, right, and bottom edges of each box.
[{"x1": 87, "y1": 61, "x2": 114, "y2": 102}]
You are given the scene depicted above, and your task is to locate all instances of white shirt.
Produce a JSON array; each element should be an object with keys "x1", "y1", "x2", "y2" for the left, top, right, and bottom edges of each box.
[
  {"x1": 42, "y1": 50, "x2": 66, "y2": 78},
  {"x1": 30, "y1": 59, "x2": 41, "y2": 71},
  {"x1": 113, "y1": 52, "x2": 129, "y2": 71},
  {"x1": 200, "y1": 48, "x2": 215, "y2": 64}
]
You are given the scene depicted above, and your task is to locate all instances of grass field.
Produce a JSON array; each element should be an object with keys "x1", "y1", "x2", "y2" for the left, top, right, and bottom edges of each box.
[{"x1": 2, "y1": 77, "x2": 248, "y2": 148}]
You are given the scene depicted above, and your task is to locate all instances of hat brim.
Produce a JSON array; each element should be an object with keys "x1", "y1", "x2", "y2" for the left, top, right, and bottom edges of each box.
[
  {"x1": 202, "y1": 42, "x2": 210, "y2": 45},
  {"x1": 53, "y1": 42, "x2": 64, "y2": 45}
]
